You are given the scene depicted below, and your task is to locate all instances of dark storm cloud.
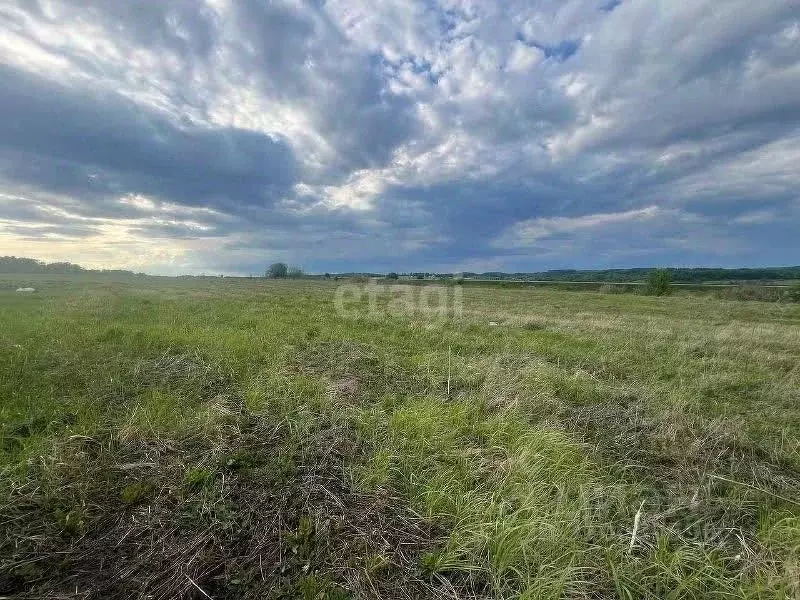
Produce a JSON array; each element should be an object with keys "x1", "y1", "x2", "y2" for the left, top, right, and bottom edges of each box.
[{"x1": 0, "y1": 64, "x2": 298, "y2": 211}]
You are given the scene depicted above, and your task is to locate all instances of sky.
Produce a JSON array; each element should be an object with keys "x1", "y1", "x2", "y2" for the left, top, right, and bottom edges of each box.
[{"x1": 0, "y1": 0, "x2": 798, "y2": 275}]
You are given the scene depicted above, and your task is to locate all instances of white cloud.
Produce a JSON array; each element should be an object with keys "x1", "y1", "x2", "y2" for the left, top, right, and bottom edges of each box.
[
  {"x1": 731, "y1": 209, "x2": 779, "y2": 225},
  {"x1": 506, "y1": 42, "x2": 544, "y2": 73},
  {"x1": 494, "y1": 206, "x2": 664, "y2": 247}
]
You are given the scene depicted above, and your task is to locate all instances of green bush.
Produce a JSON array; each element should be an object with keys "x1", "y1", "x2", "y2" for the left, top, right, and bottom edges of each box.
[
  {"x1": 786, "y1": 282, "x2": 800, "y2": 303},
  {"x1": 645, "y1": 269, "x2": 672, "y2": 296}
]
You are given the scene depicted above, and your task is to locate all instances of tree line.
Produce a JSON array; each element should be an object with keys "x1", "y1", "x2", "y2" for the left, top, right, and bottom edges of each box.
[
  {"x1": 0, "y1": 256, "x2": 136, "y2": 275},
  {"x1": 459, "y1": 266, "x2": 800, "y2": 283},
  {"x1": 3, "y1": 256, "x2": 797, "y2": 285}
]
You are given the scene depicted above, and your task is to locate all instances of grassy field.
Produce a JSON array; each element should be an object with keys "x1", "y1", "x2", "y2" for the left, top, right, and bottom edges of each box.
[{"x1": 1, "y1": 275, "x2": 798, "y2": 599}]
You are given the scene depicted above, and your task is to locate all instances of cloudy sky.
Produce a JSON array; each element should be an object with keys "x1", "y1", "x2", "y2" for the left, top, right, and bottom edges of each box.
[{"x1": 0, "y1": 0, "x2": 798, "y2": 274}]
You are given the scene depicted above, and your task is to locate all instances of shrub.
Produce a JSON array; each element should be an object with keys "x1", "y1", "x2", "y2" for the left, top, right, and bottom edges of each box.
[
  {"x1": 786, "y1": 283, "x2": 800, "y2": 303},
  {"x1": 287, "y1": 265, "x2": 304, "y2": 278},
  {"x1": 645, "y1": 269, "x2": 672, "y2": 296},
  {"x1": 266, "y1": 262, "x2": 288, "y2": 279},
  {"x1": 717, "y1": 285, "x2": 783, "y2": 302},
  {"x1": 385, "y1": 272, "x2": 399, "y2": 280},
  {"x1": 599, "y1": 283, "x2": 626, "y2": 294}
]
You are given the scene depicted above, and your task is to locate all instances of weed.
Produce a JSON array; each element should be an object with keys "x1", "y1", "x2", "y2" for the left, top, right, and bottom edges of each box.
[
  {"x1": 54, "y1": 505, "x2": 87, "y2": 536},
  {"x1": 120, "y1": 481, "x2": 155, "y2": 506},
  {"x1": 223, "y1": 450, "x2": 262, "y2": 471},
  {"x1": 184, "y1": 467, "x2": 215, "y2": 490}
]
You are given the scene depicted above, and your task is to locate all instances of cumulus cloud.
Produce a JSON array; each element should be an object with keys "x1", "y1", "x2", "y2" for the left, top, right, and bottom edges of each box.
[{"x1": 0, "y1": 0, "x2": 798, "y2": 273}]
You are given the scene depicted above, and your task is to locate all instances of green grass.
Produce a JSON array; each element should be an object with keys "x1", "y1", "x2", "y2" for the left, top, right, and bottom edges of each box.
[{"x1": 0, "y1": 275, "x2": 798, "y2": 599}]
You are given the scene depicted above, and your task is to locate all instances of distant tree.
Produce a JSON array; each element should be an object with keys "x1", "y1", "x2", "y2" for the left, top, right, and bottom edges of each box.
[
  {"x1": 266, "y1": 262, "x2": 288, "y2": 279},
  {"x1": 645, "y1": 268, "x2": 672, "y2": 296},
  {"x1": 323, "y1": 273, "x2": 331, "y2": 279},
  {"x1": 287, "y1": 265, "x2": 304, "y2": 278},
  {"x1": 385, "y1": 272, "x2": 399, "y2": 280}
]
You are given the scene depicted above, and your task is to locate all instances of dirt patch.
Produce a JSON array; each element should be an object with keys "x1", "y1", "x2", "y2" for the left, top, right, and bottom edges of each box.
[
  {"x1": 0, "y1": 417, "x2": 458, "y2": 599},
  {"x1": 330, "y1": 377, "x2": 361, "y2": 399},
  {"x1": 294, "y1": 341, "x2": 423, "y2": 400}
]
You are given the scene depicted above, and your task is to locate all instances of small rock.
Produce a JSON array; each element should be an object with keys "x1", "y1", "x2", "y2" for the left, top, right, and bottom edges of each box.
[
  {"x1": 488, "y1": 321, "x2": 499, "y2": 326},
  {"x1": 15, "y1": 287, "x2": 36, "y2": 293}
]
